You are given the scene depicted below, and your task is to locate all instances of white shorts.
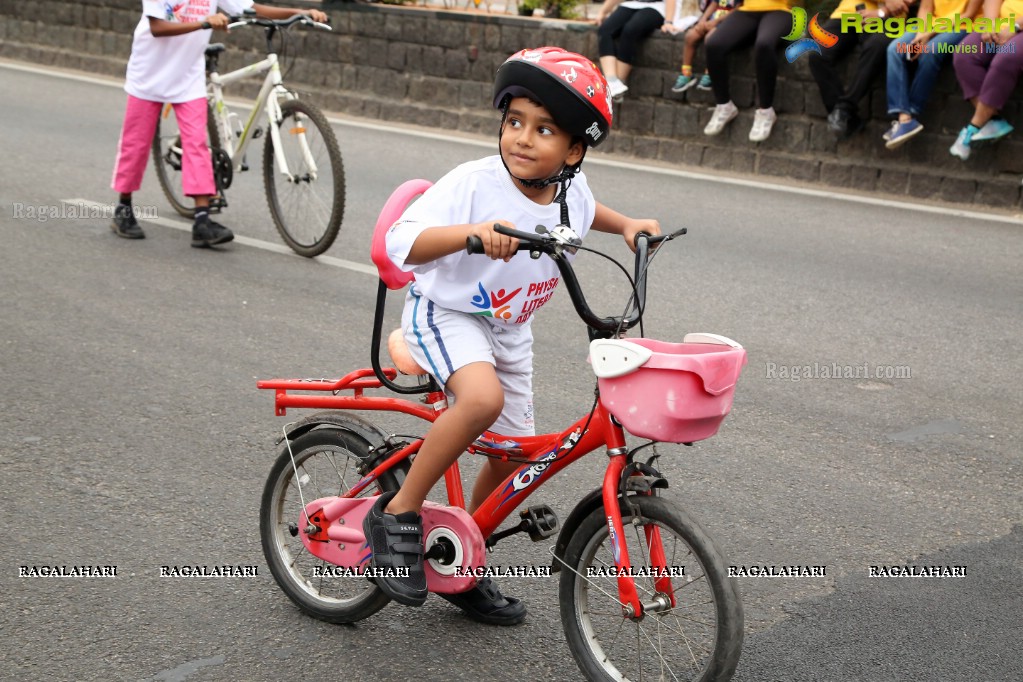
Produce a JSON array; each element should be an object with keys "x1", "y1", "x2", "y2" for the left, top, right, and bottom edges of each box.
[{"x1": 402, "y1": 284, "x2": 535, "y2": 436}]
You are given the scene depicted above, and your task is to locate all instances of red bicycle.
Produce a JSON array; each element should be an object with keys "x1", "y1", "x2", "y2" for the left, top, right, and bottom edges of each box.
[{"x1": 257, "y1": 180, "x2": 748, "y2": 681}]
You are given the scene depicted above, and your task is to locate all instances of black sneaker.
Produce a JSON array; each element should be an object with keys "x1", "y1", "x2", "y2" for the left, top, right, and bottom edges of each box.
[
  {"x1": 362, "y1": 491, "x2": 428, "y2": 606},
  {"x1": 827, "y1": 106, "x2": 864, "y2": 139},
  {"x1": 191, "y1": 218, "x2": 234, "y2": 248},
  {"x1": 439, "y1": 576, "x2": 527, "y2": 626},
  {"x1": 111, "y1": 204, "x2": 144, "y2": 239}
]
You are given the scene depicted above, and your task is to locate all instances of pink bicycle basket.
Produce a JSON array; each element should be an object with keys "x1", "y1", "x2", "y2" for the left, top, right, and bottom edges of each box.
[{"x1": 592, "y1": 336, "x2": 747, "y2": 443}]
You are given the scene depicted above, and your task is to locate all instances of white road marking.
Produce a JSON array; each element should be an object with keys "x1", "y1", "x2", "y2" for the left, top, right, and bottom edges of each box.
[{"x1": 64, "y1": 198, "x2": 377, "y2": 275}]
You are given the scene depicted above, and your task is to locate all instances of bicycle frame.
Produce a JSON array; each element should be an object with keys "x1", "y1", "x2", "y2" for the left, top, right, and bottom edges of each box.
[
  {"x1": 206, "y1": 52, "x2": 317, "y2": 183},
  {"x1": 258, "y1": 368, "x2": 671, "y2": 616}
]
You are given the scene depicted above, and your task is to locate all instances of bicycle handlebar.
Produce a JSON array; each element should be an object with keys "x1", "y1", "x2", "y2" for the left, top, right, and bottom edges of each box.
[
  {"x1": 227, "y1": 13, "x2": 331, "y2": 31},
  {"x1": 466, "y1": 225, "x2": 686, "y2": 336}
]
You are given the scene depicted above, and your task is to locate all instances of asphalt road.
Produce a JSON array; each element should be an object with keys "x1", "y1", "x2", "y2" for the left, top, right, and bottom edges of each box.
[{"x1": 1, "y1": 60, "x2": 1021, "y2": 682}]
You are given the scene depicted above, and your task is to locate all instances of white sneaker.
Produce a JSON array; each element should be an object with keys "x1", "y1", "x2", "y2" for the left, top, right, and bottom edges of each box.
[
  {"x1": 704, "y1": 101, "x2": 738, "y2": 136},
  {"x1": 749, "y1": 107, "x2": 777, "y2": 142},
  {"x1": 607, "y1": 77, "x2": 628, "y2": 100}
]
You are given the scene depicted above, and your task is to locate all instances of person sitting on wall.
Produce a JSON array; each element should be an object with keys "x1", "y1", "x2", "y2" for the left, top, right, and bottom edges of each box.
[
  {"x1": 807, "y1": 0, "x2": 914, "y2": 138},
  {"x1": 596, "y1": 0, "x2": 678, "y2": 101},
  {"x1": 949, "y1": 0, "x2": 1023, "y2": 159},
  {"x1": 667, "y1": 0, "x2": 743, "y2": 96},
  {"x1": 702, "y1": 0, "x2": 794, "y2": 142},
  {"x1": 882, "y1": 0, "x2": 983, "y2": 149}
]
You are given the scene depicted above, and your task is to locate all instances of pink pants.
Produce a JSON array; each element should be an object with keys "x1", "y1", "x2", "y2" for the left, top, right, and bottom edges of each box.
[{"x1": 111, "y1": 95, "x2": 215, "y2": 197}]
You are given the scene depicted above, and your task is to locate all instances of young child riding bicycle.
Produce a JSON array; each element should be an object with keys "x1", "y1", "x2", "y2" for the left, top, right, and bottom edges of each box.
[
  {"x1": 109, "y1": 1, "x2": 327, "y2": 246},
  {"x1": 367, "y1": 47, "x2": 661, "y2": 625}
]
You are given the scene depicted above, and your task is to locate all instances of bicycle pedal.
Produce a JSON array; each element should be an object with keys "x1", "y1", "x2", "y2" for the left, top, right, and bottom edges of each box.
[{"x1": 520, "y1": 504, "x2": 558, "y2": 542}]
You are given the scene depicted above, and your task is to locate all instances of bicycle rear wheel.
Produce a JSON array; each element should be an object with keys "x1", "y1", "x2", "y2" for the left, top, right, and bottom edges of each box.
[
  {"x1": 151, "y1": 101, "x2": 220, "y2": 218},
  {"x1": 260, "y1": 427, "x2": 407, "y2": 623},
  {"x1": 263, "y1": 98, "x2": 345, "y2": 257},
  {"x1": 559, "y1": 496, "x2": 743, "y2": 681}
]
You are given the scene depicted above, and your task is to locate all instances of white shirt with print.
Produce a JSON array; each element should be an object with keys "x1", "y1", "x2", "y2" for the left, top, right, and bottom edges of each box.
[
  {"x1": 386, "y1": 155, "x2": 596, "y2": 327},
  {"x1": 125, "y1": 0, "x2": 253, "y2": 103}
]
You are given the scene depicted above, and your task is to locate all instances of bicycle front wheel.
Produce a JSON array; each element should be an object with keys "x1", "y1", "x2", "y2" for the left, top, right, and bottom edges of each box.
[
  {"x1": 260, "y1": 427, "x2": 406, "y2": 624},
  {"x1": 559, "y1": 495, "x2": 744, "y2": 682},
  {"x1": 151, "y1": 101, "x2": 220, "y2": 218},
  {"x1": 263, "y1": 99, "x2": 345, "y2": 257}
]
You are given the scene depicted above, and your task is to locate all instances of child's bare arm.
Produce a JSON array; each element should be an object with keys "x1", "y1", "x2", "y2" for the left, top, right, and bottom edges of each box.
[
  {"x1": 252, "y1": 4, "x2": 328, "y2": 23},
  {"x1": 147, "y1": 13, "x2": 228, "y2": 36},
  {"x1": 590, "y1": 202, "x2": 661, "y2": 251},
  {"x1": 404, "y1": 221, "x2": 520, "y2": 265}
]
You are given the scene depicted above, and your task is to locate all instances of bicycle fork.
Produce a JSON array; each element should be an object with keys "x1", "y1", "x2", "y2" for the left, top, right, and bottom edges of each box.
[{"x1": 602, "y1": 448, "x2": 676, "y2": 619}]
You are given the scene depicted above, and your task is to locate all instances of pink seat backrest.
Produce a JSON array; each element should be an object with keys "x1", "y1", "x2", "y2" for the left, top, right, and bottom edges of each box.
[{"x1": 371, "y1": 179, "x2": 434, "y2": 290}]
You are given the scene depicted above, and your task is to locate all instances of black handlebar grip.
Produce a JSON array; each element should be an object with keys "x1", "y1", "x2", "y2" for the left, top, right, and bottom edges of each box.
[{"x1": 466, "y1": 235, "x2": 485, "y2": 255}]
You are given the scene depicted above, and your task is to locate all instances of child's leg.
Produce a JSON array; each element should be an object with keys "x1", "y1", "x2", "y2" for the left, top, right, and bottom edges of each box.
[
  {"x1": 682, "y1": 25, "x2": 706, "y2": 70},
  {"x1": 172, "y1": 98, "x2": 216, "y2": 200},
  {"x1": 174, "y1": 98, "x2": 234, "y2": 246},
  {"x1": 111, "y1": 95, "x2": 162, "y2": 195},
  {"x1": 386, "y1": 361, "x2": 504, "y2": 516}
]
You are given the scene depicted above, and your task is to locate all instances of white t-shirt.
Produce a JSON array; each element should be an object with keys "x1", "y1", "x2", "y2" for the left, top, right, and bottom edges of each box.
[
  {"x1": 125, "y1": 0, "x2": 253, "y2": 103},
  {"x1": 621, "y1": 0, "x2": 667, "y2": 17},
  {"x1": 386, "y1": 155, "x2": 597, "y2": 327}
]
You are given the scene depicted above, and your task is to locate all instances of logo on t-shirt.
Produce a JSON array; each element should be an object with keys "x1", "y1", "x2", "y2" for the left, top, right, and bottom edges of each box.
[
  {"x1": 469, "y1": 282, "x2": 521, "y2": 321},
  {"x1": 164, "y1": 0, "x2": 210, "y2": 23},
  {"x1": 165, "y1": 2, "x2": 187, "y2": 21}
]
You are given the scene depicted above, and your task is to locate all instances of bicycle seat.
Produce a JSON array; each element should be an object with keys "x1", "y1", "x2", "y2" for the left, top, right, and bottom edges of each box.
[
  {"x1": 205, "y1": 43, "x2": 227, "y2": 56},
  {"x1": 388, "y1": 328, "x2": 427, "y2": 376},
  {"x1": 371, "y1": 179, "x2": 432, "y2": 290}
]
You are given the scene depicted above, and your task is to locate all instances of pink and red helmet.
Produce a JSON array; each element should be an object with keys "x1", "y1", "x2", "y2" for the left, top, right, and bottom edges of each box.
[{"x1": 493, "y1": 47, "x2": 613, "y2": 148}]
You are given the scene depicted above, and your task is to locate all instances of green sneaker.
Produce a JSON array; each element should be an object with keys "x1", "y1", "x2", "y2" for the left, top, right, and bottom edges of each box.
[{"x1": 671, "y1": 73, "x2": 699, "y2": 93}]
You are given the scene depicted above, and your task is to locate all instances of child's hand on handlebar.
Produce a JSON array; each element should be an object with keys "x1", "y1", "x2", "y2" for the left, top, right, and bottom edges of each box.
[
  {"x1": 621, "y1": 218, "x2": 661, "y2": 252},
  {"x1": 203, "y1": 13, "x2": 230, "y2": 31},
  {"x1": 304, "y1": 9, "x2": 329, "y2": 23},
  {"x1": 469, "y1": 221, "x2": 520, "y2": 262}
]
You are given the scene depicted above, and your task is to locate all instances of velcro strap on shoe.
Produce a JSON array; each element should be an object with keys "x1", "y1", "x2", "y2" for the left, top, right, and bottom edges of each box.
[{"x1": 390, "y1": 542, "x2": 423, "y2": 556}]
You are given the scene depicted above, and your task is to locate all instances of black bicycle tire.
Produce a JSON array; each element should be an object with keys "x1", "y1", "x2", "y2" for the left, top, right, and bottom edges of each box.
[
  {"x1": 559, "y1": 495, "x2": 744, "y2": 681},
  {"x1": 263, "y1": 98, "x2": 345, "y2": 257},
  {"x1": 260, "y1": 428, "x2": 405, "y2": 624},
  {"x1": 151, "y1": 100, "x2": 220, "y2": 219}
]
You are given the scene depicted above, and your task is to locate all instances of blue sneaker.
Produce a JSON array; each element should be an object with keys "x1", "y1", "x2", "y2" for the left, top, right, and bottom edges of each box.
[
  {"x1": 971, "y1": 118, "x2": 1014, "y2": 142},
  {"x1": 885, "y1": 119, "x2": 923, "y2": 149},
  {"x1": 882, "y1": 120, "x2": 899, "y2": 142},
  {"x1": 696, "y1": 74, "x2": 712, "y2": 91},
  {"x1": 671, "y1": 73, "x2": 699, "y2": 93}
]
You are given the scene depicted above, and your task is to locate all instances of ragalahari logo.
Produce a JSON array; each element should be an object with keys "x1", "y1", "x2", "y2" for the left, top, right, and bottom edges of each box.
[{"x1": 784, "y1": 7, "x2": 839, "y2": 62}]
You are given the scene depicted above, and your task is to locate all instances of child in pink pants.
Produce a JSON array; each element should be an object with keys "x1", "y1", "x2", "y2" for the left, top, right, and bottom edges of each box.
[{"x1": 111, "y1": 1, "x2": 326, "y2": 246}]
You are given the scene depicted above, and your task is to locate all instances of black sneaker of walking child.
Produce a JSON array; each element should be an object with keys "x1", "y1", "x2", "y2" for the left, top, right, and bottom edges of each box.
[
  {"x1": 362, "y1": 491, "x2": 428, "y2": 606},
  {"x1": 191, "y1": 216, "x2": 234, "y2": 248},
  {"x1": 439, "y1": 576, "x2": 527, "y2": 625},
  {"x1": 111, "y1": 203, "x2": 145, "y2": 239}
]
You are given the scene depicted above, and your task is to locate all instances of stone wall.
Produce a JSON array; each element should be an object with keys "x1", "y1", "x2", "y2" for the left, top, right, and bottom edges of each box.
[{"x1": 2, "y1": 0, "x2": 1021, "y2": 209}]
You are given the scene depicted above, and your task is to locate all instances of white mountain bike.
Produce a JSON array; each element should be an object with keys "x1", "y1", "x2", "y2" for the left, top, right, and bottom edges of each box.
[{"x1": 152, "y1": 11, "x2": 344, "y2": 257}]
